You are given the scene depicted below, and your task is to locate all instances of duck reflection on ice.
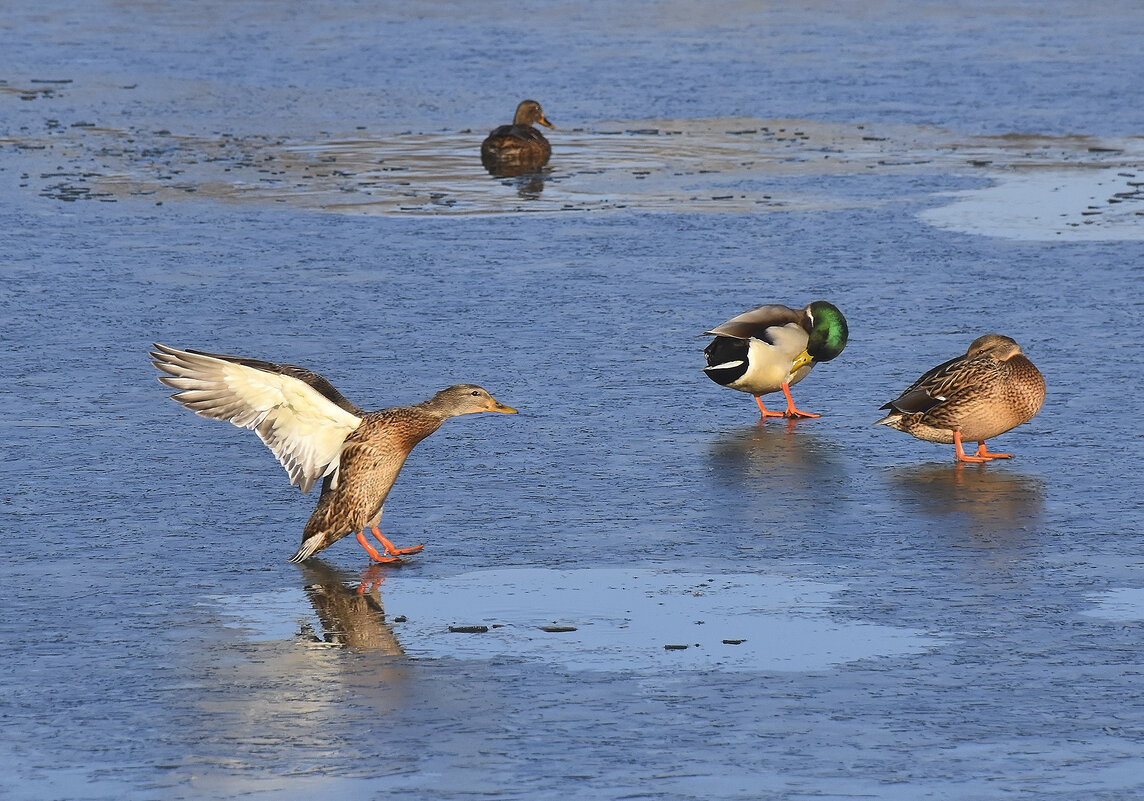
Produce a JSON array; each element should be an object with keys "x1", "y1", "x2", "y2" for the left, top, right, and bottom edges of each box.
[
  {"x1": 885, "y1": 463, "x2": 1045, "y2": 543},
  {"x1": 709, "y1": 421, "x2": 844, "y2": 491},
  {"x1": 484, "y1": 165, "x2": 548, "y2": 199},
  {"x1": 705, "y1": 422, "x2": 849, "y2": 528},
  {"x1": 296, "y1": 559, "x2": 404, "y2": 653}
]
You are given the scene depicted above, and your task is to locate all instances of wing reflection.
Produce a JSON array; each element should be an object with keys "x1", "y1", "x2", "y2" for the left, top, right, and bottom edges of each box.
[{"x1": 297, "y1": 560, "x2": 405, "y2": 654}]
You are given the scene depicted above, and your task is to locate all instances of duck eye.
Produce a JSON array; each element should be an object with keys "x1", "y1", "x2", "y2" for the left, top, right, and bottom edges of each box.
[{"x1": 471, "y1": 390, "x2": 481, "y2": 396}]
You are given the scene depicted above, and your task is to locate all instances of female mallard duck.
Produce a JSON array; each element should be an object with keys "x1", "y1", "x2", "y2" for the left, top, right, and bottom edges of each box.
[
  {"x1": 150, "y1": 344, "x2": 517, "y2": 563},
  {"x1": 480, "y1": 99, "x2": 554, "y2": 170},
  {"x1": 703, "y1": 301, "x2": 848, "y2": 418},
  {"x1": 875, "y1": 334, "x2": 1045, "y2": 463}
]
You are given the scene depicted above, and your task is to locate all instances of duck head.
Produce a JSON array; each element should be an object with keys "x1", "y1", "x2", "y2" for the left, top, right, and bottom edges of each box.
[
  {"x1": 790, "y1": 300, "x2": 849, "y2": 372},
  {"x1": 514, "y1": 99, "x2": 554, "y2": 129}
]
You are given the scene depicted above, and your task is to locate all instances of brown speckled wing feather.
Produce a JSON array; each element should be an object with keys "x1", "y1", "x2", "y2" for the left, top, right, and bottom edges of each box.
[
  {"x1": 881, "y1": 351, "x2": 980, "y2": 414},
  {"x1": 481, "y1": 125, "x2": 551, "y2": 164}
]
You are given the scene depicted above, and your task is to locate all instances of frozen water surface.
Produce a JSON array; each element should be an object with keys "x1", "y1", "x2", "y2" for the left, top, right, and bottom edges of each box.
[
  {"x1": 921, "y1": 164, "x2": 1144, "y2": 242},
  {"x1": 1084, "y1": 588, "x2": 1144, "y2": 622},
  {"x1": 3, "y1": 1, "x2": 1144, "y2": 800},
  {"x1": 215, "y1": 568, "x2": 939, "y2": 672}
]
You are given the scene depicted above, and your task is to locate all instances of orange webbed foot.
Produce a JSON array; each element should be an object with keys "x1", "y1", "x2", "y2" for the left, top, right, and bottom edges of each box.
[
  {"x1": 754, "y1": 396, "x2": 785, "y2": 418},
  {"x1": 953, "y1": 432, "x2": 1007, "y2": 463},
  {"x1": 371, "y1": 526, "x2": 424, "y2": 556},
  {"x1": 355, "y1": 531, "x2": 406, "y2": 564},
  {"x1": 780, "y1": 384, "x2": 820, "y2": 419},
  {"x1": 954, "y1": 432, "x2": 986, "y2": 463},
  {"x1": 974, "y1": 442, "x2": 1013, "y2": 460}
]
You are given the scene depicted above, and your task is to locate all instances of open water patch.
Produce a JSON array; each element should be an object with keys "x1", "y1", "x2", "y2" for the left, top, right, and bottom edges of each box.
[{"x1": 13, "y1": 115, "x2": 1143, "y2": 223}]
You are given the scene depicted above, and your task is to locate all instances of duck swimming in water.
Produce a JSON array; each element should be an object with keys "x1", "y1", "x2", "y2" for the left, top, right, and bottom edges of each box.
[
  {"x1": 150, "y1": 344, "x2": 518, "y2": 562},
  {"x1": 703, "y1": 301, "x2": 849, "y2": 418},
  {"x1": 481, "y1": 99, "x2": 554, "y2": 172}
]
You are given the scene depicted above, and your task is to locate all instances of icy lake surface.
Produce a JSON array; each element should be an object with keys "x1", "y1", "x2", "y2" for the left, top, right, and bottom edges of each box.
[{"x1": 2, "y1": 2, "x2": 1144, "y2": 799}]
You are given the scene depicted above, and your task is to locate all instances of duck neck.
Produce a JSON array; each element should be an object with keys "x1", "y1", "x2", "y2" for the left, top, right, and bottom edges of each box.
[{"x1": 415, "y1": 394, "x2": 465, "y2": 423}]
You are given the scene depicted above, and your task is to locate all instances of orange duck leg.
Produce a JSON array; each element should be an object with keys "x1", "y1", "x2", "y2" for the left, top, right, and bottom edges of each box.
[
  {"x1": 780, "y1": 383, "x2": 820, "y2": 419},
  {"x1": 754, "y1": 396, "x2": 785, "y2": 418},
  {"x1": 355, "y1": 531, "x2": 405, "y2": 564},
  {"x1": 371, "y1": 526, "x2": 424, "y2": 556},
  {"x1": 974, "y1": 441, "x2": 1013, "y2": 460},
  {"x1": 954, "y1": 431, "x2": 1013, "y2": 463}
]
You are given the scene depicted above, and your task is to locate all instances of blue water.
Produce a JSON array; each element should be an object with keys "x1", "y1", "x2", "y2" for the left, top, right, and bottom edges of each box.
[{"x1": 3, "y1": 2, "x2": 1144, "y2": 800}]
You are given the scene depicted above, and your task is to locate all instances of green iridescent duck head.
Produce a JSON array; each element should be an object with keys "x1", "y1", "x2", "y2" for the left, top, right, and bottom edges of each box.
[
  {"x1": 805, "y1": 300, "x2": 848, "y2": 361},
  {"x1": 788, "y1": 300, "x2": 848, "y2": 372}
]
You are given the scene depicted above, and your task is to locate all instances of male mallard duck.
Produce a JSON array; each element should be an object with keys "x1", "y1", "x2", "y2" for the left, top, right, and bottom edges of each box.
[
  {"x1": 150, "y1": 344, "x2": 517, "y2": 562},
  {"x1": 480, "y1": 99, "x2": 554, "y2": 170},
  {"x1": 875, "y1": 334, "x2": 1045, "y2": 463},
  {"x1": 703, "y1": 301, "x2": 849, "y2": 418}
]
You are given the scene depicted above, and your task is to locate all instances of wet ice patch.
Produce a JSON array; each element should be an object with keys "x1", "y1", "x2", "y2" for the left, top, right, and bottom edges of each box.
[
  {"x1": 20, "y1": 117, "x2": 1144, "y2": 224},
  {"x1": 382, "y1": 568, "x2": 937, "y2": 672},
  {"x1": 206, "y1": 570, "x2": 938, "y2": 671},
  {"x1": 206, "y1": 590, "x2": 317, "y2": 642},
  {"x1": 920, "y1": 166, "x2": 1144, "y2": 241},
  {"x1": 1083, "y1": 588, "x2": 1144, "y2": 621}
]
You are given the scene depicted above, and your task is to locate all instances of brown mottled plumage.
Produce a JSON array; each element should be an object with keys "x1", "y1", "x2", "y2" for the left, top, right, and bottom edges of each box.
[
  {"x1": 875, "y1": 334, "x2": 1045, "y2": 463},
  {"x1": 480, "y1": 99, "x2": 554, "y2": 172},
  {"x1": 150, "y1": 344, "x2": 517, "y2": 562}
]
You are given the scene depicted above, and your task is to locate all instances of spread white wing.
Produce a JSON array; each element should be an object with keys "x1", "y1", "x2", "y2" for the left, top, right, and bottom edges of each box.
[{"x1": 151, "y1": 344, "x2": 362, "y2": 493}]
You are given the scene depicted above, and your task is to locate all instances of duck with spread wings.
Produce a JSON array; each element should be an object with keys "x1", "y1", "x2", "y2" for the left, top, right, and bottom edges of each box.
[{"x1": 150, "y1": 344, "x2": 517, "y2": 562}]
